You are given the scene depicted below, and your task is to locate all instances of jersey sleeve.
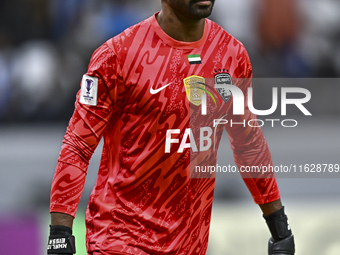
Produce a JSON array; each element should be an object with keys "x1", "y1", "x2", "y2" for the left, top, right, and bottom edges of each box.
[
  {"x1": 50, "y1": 42, "x2": 123, "y2": 217},
  {"x1": 225, "y1": 47, "x2": 280, "y2": 204}
]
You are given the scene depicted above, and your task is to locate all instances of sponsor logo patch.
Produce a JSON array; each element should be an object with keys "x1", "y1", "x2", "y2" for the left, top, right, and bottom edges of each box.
[{"x1": 80, "y1": 75, "x2": 98, "y2": 106}]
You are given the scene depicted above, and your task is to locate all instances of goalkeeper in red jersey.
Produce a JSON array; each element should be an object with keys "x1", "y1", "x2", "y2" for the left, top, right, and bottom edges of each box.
[{"x1": 47, "y1": 0, "x2": 295, "y2": 254}]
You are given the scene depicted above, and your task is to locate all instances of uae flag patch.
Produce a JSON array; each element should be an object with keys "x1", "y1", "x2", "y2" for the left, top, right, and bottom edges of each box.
[{"x1": 188, "y1": 54, "x2": 202, "y2": 64}]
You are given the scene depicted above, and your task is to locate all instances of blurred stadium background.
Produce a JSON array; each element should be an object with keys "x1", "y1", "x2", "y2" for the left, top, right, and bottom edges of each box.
[{"x1": 0, "y1": 0, "x2": 340, "y2": 254}]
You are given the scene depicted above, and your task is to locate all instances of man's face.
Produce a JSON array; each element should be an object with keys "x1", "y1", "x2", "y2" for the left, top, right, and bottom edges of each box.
[{"x1": 166, "y1": 0, "x2": 215, "y2": 20}]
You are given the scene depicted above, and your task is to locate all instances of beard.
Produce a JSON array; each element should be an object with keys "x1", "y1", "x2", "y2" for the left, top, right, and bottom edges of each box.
[{"x1": 169, "y1": 0, "x2": 215, "y2": 20}]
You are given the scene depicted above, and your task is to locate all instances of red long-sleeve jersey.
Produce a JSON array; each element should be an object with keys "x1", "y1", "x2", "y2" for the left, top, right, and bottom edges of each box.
[{"x1": 50, "y1": 13, "x2": 280, "y2": 255}]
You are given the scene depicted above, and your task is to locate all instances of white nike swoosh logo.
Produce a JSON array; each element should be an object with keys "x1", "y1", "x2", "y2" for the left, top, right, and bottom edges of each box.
[{"x1": 150, "y1": 82, "x2": 172, "y2": 95}]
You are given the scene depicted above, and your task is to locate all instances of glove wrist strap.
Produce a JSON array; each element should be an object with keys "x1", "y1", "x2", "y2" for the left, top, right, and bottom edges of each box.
[{"x1": 47, "y1": 225, "x2": 76, "y2": 254}]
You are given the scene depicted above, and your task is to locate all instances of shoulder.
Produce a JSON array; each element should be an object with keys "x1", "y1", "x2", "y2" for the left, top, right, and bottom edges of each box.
[
  {"x1": 105, "y1": 17, "x2": 151, "y2": 56},
  {"x1": 86, "y1": 42, "x2": 118, "y2": 76},
  {"x1": 206, "y1": 19, "x2": 247, "y2": 50},
  {"x1": 206, "y1": 19, "x2": 252, "y2": 78},
  {"x1": 88, "y1": 18, "x2": 149, "y2": 71}
]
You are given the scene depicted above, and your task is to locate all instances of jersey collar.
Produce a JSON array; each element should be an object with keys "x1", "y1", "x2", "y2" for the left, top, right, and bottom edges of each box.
[{"x1": 148, "y1": 12, "x2": 210, "y2": 50}]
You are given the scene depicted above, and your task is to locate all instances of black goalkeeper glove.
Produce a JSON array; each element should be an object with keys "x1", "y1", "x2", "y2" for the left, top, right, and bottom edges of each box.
[
  {"x1": 47, "y1": 225, "x2": 76, "y2": 255},
  {"x1": 264, "y1": 207, "x2": 295, "y2": 255}
]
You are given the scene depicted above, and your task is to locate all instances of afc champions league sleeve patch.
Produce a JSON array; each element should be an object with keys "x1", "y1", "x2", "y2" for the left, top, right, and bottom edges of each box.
[{"x1": 80, "y1": 75, "x2": 98, "y2": 106}]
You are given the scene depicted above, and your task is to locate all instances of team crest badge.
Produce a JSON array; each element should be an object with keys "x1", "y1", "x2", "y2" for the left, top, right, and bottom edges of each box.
[
  {"x1": 183, "y1": 75, "x2": 206, "y2": 106},
  {"x1": 214, "y1": 71, "x2": 232, "y2": 104}
]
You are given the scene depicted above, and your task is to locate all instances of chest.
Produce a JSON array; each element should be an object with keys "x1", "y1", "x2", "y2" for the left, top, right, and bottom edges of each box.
[{"x1": 122, "y1": 46, "x2": 240, "y2": 117}]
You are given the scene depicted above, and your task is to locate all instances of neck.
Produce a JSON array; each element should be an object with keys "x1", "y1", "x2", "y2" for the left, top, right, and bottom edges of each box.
[{"x1": 156, "y1": 8, "x2": 205, "y2": 42}]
